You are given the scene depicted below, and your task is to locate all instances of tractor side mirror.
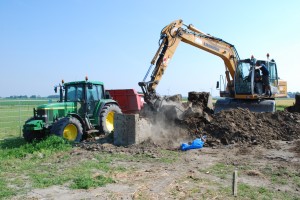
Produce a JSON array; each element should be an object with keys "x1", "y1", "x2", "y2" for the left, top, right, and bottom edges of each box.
[
  {"x1": 54, "y1": 86, "x2": 57, "y2": 93},
  {"x1": 216, "y1": 81, "x2": 220, "y2": 89},
  {"x1": 105, "y1": 91, "x2": 111, "y2": 99}
]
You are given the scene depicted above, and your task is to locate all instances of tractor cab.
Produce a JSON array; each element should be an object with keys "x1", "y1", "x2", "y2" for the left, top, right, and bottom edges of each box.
[{"x1": 54, "y1": 79, "x2": 107, "y2": 118}]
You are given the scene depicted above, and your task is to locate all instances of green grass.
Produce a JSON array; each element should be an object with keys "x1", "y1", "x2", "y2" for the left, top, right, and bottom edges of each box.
[
  {"x1": 0, "y1": 136, "x2": 121, "y2": 199},
  {"x1": 170, "y1": 170, "x2": 299, "y2": 200},
  {"x1": 276, "y1": 98, "x2": 295, "y2": 111},
  {"x1": 0, "y1": 136, "x2": 71, "y2": 198},
  {"x1": 262, "y1": 165, "x2": 300, "y2": 186},
  {"x1": 0, "y1": 135, "x2": 178, "y2": 199},
  {"x1": 230, "y1": 183, "x2": 300, "y2": 200},
  {"x1": 0, "y1": 99, "x2": 54, "y2": 139},
  {"x1": 196, "y1": 162, "x2": 300, "y2": 199},
  {"x1": 70, "y1": 174, "x2": 114, "y2": 189},
  {"x1": 199, "y1": 163, "x2": 235, "y2": 180}
]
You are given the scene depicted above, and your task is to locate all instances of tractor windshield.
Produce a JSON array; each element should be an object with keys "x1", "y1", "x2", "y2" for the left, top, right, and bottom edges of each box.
[
  {"x1": 65, "y1": 85, "x2": 84, "y2": 102},
  {"x1": 87, "y1": 84, "x2": 104, "y2": 101}
]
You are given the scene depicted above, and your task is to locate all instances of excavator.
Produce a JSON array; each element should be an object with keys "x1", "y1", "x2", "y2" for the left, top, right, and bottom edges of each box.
[{"x1": 139, "y1": 19, "x2": 287, "y2": 114}]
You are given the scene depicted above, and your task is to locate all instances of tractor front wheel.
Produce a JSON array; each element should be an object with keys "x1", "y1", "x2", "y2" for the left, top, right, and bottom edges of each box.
[
  {"x1": 23, "y1": 117, "x2": 46, "y2": 142},
  {"x1": 50, "y1": 117, "x2": 83, "y2": 142},
  {"x1": 100, "y1": 104, "x2": 122, "y2": 134},
  {"x1": 23, "y1": 130, "x2": 46, "y2": 142}
]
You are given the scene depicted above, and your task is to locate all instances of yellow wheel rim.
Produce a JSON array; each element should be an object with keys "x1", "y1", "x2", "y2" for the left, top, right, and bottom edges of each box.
[
  {"x1": 106, "y1": 111, "x2": 115, "y2": 132},
  {"x1": 63, "y1": 124, "x2": 78, "y2": 141}
]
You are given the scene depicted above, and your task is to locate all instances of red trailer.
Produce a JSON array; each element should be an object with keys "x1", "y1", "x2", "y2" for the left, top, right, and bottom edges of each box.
[{"x1": 107, "y1": 89, "x2": 144, "y2": 114}]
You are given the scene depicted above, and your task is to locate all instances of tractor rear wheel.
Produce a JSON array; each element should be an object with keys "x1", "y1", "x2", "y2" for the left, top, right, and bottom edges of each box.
[
  {"x1": 50, "y1": 117, "x2": 83, "y2": 142},
  {"x1": 100, "y1": 104, "x2": 122, "y2": 134}
]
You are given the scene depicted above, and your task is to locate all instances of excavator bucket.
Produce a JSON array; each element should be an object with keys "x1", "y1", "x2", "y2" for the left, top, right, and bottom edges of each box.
[
  {"x1": 214, "y1": 98, "x2": 276, "y2": 113},
  {"x1": 151, "y1": 92, "x2": 214, "y2": 121},
  {"x1": 152, "y1": 94, "x2": 186, "y2": 121}
]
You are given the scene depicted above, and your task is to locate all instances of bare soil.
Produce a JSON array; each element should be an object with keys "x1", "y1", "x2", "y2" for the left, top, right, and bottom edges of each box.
[{"x1": 15, "y1": 140, "x2": 300, "y2": 200}]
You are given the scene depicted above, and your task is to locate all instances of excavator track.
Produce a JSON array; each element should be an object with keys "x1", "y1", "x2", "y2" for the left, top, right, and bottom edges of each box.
[{"x1": 214, "y1": 98, "x2": 276, "y2": 113}]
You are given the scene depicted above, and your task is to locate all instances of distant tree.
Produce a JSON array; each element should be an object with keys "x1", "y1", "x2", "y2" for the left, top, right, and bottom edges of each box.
[
  {"x1": 47, "y1": 95, "x2": 60, "y2": 98},
  {"x1": 287, "y1": 92, "x2": 294, "y2": 98},
  {"x1": 30, "y1": 95, "x2": 37, "y2": 99},
  {"x1": 287, "y1": 92, "x2": 300, "y2": 98}
]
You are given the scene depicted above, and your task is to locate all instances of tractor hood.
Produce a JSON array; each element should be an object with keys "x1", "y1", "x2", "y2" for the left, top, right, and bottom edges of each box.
[
  {"x1": 37, "y1": 102, "x2": 77, "y2": 111},
  {"x1": 35, "y1": 102, "x2": 80, "y2": 123}
]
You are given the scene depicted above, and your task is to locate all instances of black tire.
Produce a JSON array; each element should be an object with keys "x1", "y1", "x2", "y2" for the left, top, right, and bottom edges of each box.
[
  {"x1": 100, "y1": 104, "x2": 122, "y2": 134},
  {"x1": 50, "y1": 117, "x2": 83, "y2": 142},
  {"x1": 23, "y1": 130, "x2": 46, "y2": 142},
  {"x1": 23, "y1": 117, "x2": 46, "y2": 142}
]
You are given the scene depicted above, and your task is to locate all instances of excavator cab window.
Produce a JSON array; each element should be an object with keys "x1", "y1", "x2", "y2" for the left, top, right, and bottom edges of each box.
[
  {"x1": 266, "y1": 61, "x2": 279, "y2": 95},
  {"x1": 234, "y1": 61, "x2": 254, "y2": 95},
  {"x1": 267, "y1": 62, "x2": 278, "y2": 86}
]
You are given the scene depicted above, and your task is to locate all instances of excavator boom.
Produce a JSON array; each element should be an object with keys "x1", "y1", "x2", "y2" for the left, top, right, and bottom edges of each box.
[{"x1": 139, "y1": 19, "x2": 285, "y2": 113}]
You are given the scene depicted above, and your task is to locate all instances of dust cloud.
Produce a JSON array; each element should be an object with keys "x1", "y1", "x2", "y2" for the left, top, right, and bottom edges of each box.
[
  {"x1": 138, "y1": 92, "x2": 212, "y2": 148},
  {"x1": 140, "y1": 92, "x2": 300, "y2": 148}
]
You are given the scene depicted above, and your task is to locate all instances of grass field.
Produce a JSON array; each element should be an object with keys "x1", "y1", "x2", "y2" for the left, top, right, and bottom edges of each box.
[
  {"x1": 275, "y1": 98, "x2": 295, "y2": 110},
  {"x1": 0, "y1": 136, "x2": 179, "y2": 199},
  {"x1": 0, "y1": 99, "x2": 56, "y2": 139}
]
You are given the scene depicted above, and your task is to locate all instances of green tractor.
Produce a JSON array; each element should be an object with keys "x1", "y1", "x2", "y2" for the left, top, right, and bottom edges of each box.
[{"x1": 23, "y1": 79, "x2": 122, "y2": 142}]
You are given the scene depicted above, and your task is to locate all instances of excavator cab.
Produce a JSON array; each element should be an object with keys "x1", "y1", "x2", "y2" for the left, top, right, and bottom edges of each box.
[
  {"x1": 234, "y1": 58, "x2": 279, "y2": 97},
  {"x1": 215, "y1": 58, "x2": 279, "y2": 113}
]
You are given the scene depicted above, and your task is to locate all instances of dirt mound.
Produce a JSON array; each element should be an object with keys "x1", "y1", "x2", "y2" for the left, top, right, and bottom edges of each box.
[
  {"x1": 140, "y1": 92, "x2": 300, "y2": 148},
  {"x1": 182, "y1": 108, "x2": 300, "y2": 147},
  {"x1": 188, "y1": 91, "x2": 213, "y2": 110},
  {"x1": 285, "y1": 94, "x2": 300, "y2": 113},
  {"x1": 82, "y1": 92, "x2": 300, "y2": 149}
]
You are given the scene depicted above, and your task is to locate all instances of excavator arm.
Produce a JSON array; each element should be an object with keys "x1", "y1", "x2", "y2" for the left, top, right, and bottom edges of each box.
[{"x1": 139, "y1": 19, "x2": 240, "y2": 108}]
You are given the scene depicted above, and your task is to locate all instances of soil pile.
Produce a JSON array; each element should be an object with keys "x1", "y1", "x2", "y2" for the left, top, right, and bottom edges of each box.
[
  {"x1": 285, "y1": 94, "x2": 300, "y2": 113},
  {"x1": 175, "y1": 92, "x2": 300, "y2": 146},
  {"x1": 182, "y1": 108, "x2": 300, "y2": 147},
  {"x1": 82, "y1": 92, "x2": 300, "y2": 149},
  {"x1": 141, "y1": 92, "x2": 300, "y2": 147},
  {"x1": 187, "y1": 92, "x2": 213, "y2": 110}
]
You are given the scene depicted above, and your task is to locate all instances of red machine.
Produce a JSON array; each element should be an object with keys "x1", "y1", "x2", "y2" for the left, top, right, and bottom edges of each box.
[{"x1": 107, "y1": 89, "x2": 144, "y2": 114}]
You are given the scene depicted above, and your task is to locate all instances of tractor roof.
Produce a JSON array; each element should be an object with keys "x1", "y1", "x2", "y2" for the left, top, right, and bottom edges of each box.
[{"x1": 64, "y1": 80, "x2": 104, "y2": 86}]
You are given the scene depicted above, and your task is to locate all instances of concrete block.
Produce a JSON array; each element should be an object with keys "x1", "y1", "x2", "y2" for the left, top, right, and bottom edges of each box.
[{"x1": 114, "y1": 113, "x2": 151, "y2": 146}]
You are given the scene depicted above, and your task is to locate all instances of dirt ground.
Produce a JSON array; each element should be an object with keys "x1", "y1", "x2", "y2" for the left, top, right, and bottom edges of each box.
[
  {"x1": 15, "y1": 140, "x2": 300, "y2": 200},
  {"x1": 13, "y1": 93, "x2": 300, "y2": 199}
]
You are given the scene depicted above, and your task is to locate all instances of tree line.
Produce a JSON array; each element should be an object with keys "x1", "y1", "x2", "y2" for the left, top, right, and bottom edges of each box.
[
  {"x1": 0, "y1": 92, "x2": 299, "y2": 99},
  {"x1": 1, "y1": 95, "x2": 59, "y2": 99},
  {"x1": 287, "y1": 92, "x2": 300, "y2": 98}
]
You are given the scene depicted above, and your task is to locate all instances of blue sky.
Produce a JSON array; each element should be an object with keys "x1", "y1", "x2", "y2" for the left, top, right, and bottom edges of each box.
[{"x1": 0, "y1": 0, "x2": 299, "y2": 97}]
